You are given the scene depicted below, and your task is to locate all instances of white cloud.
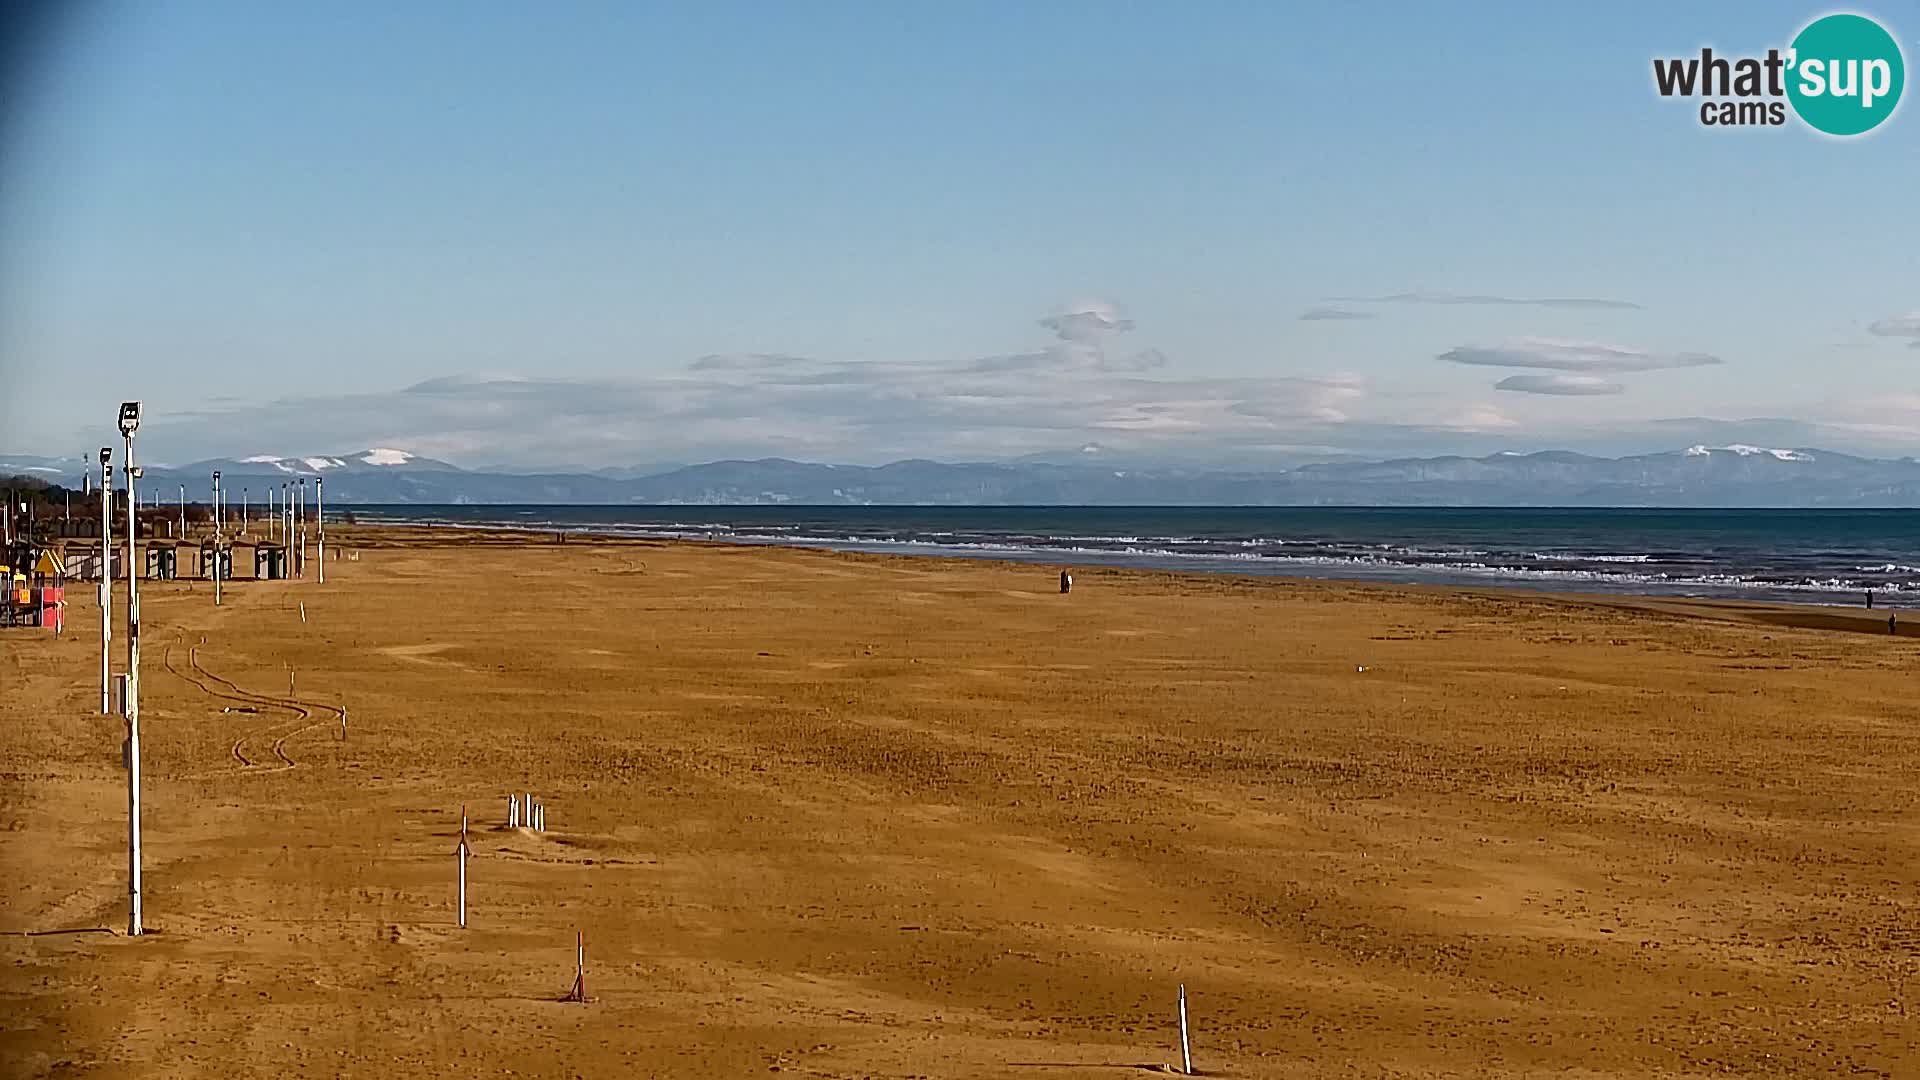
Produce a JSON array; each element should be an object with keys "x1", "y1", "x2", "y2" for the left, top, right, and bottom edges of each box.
[
  {"x1": 1867, "y1": 312, "x2": 1920, "y2": 340},
  {"x1": 138, "y1": 302, "x2": 1382, "y2": 465},
  {"x1": 1332, "y1": 292, "x2": 1642, "y2": 311},
  {"x1": 1495, "y1": 373, "x2": 1626, "y2": 396},
  {"x1": 1038, "y1": 298, "x2": 1134, "y2": 343},
  {"x1": 1441, "y1": 338, "x2": 1721, "y2": 373},
  {"x1": 1298, "y1": 306, "x2": 1376, "y2": 321}
]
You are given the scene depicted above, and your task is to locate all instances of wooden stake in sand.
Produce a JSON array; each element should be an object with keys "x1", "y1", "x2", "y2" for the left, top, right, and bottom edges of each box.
[
  {"x1": 299, "y1": 602, "x2": 306, "y2": 624},
  {"x1": 565, "y1": 930, "x2": 587, "y2": 1002},
  {"x1": 1178, "y1": 984, "x2": 1192, "y2": 1075},
  {"x1": 455, "y1": 805, "x2": 471, "y2": 929}
]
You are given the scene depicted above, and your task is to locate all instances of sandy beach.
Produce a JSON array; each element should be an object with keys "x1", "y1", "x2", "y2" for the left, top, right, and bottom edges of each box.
[{"x1": 2, "y1": 527, "x2": 1915, "y2": 1078}]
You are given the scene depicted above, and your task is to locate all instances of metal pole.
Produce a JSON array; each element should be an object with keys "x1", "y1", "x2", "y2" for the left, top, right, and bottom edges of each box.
[
  {"x1": 123, "y1": 432, "x2": 143, "y2": 938},
  {"x1": 212, "y1": 472, "x2": 222, "y2": 606},
  {"x1": 242, "y1": 488, "x2": 248, "y2": 536},
  {"x1": 316, "y1": 477, "x2": 324, "y2": 584},
  {"x1": 99, "y1": 450, "x2": 112, "y2": 715},
  {"x1": 178, "y1": 484, "x2": 185, "y2": 539},
  {"x1": 298, "y1": 479, "x2": 307, "y2": 578}
]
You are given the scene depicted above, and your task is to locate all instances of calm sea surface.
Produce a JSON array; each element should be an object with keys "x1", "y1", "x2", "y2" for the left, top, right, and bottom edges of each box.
[{"x1": 350, "y1": 506, "x2": 1920, "y2": 605}]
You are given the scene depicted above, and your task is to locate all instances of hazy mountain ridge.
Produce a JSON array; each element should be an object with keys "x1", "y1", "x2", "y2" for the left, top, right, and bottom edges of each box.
[{"x1": 4, "y1": 447, "x2": 1917, "y2": 507}]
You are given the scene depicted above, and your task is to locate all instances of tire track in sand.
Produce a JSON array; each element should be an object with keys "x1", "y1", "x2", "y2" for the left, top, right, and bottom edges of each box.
[{"x1": 163, "y1": 642, "x2": 343, "y2": 773}]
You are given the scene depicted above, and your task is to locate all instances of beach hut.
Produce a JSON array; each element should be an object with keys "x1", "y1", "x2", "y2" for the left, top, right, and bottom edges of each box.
[
  {"x1": 144, "y1": 546, "x2": 177, "y2": 580},
  {"x1": 254, "y1": 543, "x2": 287, "y2": 580},
  {"x1": 199, "y1": 541, "x2": 232, "y2": 581}
]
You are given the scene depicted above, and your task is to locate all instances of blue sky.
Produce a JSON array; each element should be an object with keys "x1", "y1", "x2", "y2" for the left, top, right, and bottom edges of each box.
[{"x1": 1, "y1": 1, "x2": 1915, "y2": 467}]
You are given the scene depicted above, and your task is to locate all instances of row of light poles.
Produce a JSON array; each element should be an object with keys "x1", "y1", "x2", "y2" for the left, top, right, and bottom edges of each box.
[{"x1": 100, "y1": 404, "x2": 329, "y2": 939}]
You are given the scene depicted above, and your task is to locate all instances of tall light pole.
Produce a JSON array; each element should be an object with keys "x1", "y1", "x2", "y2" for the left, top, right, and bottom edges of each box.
[
  {"x1": 241, "y1": 487, "x2": 248, "y2": 536},
  {"x1": 178, "y1": 484, "x2": 185, "y2": 540},
  {"x1": 211, "y1": 471, "x2": 222, "y2": 606},
  {"x1": 117, "y1": 401, "x2": 144, "y2": 938},
  {"x1": 283, "y1": 482, "x2": 292, "y2": 562},
  {"x1": 315, "y1": 477, "x2": 325, "y2": 584},
  {"x1": 298, "y1": 478, "x2": 307, "y2": 577},
  {"x1": 99, "y1": 447, "x2": 112, "y2": 715}
]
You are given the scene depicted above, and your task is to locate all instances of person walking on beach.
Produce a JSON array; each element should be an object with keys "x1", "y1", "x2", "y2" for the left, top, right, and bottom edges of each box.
[
  {"x1": 1891, "y1": 613, "x2": 1899, "y2": 635},
  {"x1": 1865, "y1": 590, "x2": 1873, "y2": 609}
]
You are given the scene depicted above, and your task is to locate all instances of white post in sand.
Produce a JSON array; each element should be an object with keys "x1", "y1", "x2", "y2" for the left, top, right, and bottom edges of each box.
[
  {"x1": 508, "y1": 794, "x2": 519, "y2": 828},
  {"x1": 1178, "y1": 984, "x2": 1192, "y2": 1075},
  {"x1": 316, "y1": 476, "x2": 324, "y2": 584},
  {"x1": 456, "y1": 804, "x2": 470, "y2": 929},
  {"x1": 567, "y1": 930, "x2": 586, "y2": 1002}
]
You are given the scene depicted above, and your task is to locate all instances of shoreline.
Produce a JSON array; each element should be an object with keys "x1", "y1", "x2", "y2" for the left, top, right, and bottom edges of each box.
[
  {"x1": 335, "y1": 508, "x2": 1917, "y2": 609},
  {"x1": 332, "y1": 521, "x2": 1916, "y2": 637}
]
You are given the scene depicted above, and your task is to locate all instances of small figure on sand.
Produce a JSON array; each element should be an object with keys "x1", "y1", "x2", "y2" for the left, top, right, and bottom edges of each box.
[
  {"x1": 1890, "y1": 613, "x2": 1899, "y2": 635},
  {"x1": 1059, "y1": 570, "x2": 1072, "y2": 594},
  {"x1": 1865, "y1": 590, "x2": 1873, "y2": 609}
]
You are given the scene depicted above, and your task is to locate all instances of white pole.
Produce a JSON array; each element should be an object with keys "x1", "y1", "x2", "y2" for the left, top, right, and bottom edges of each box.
[
  {"x1": 99, "y1": 452, "x2": 112, "y2": 715},
  {"x1": 178, "y1": 484, "x2": 184, "y2": 539},
  {"x1": 123, "y1": 432, "x2": 143, "y2": 938},
  {"x1": 508, "y1": 794, "x2": 518, "y2": 827},
  {"x1": 316, "y1": 477, "x2": 325, "y2": 584},
  {"x1": 456, "y1": 805, "x2": 470, "y2": 927},
  {"x1": 570, "y1": 930, "x2": 586, "y2": 1001},
  {"x1": 1178, "y1": 985, "x2": 1191, "y2": 1075},
  {"x1": 211, "y1": 472, "x2": 222, "y2": 606}
]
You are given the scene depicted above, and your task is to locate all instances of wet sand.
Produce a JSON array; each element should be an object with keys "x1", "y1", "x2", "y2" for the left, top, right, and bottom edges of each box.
[{"x1": 2, "y1": 526, "x2": 1915, "y2": 1078}]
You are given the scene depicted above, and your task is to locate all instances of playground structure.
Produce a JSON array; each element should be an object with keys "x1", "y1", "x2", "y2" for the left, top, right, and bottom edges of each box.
[{"x1": 0, "y1": 534, "x2": 65, "y2": 630}]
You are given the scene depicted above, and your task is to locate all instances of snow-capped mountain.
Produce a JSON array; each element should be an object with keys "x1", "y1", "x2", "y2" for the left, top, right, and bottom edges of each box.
[
  {"x1": 1683, "y1": 444, "x2": 1815, "y2": 462},
  {"x1": 220, "y1": 448, "x2": 452, "y2": 474},
  {"x1": 6, "y1": 447, "x2": 1918, "y2": 506}
]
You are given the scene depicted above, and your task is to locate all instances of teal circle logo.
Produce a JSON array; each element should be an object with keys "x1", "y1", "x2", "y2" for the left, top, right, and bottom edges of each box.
[{"x1": 1787, "y1": 13, "x2": 1905, "y2": 136}]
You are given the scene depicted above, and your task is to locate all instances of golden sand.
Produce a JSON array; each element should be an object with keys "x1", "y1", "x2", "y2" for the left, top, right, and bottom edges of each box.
[{"x1": 2, "y1": 527, "x2": 1915, "y2": 1077}]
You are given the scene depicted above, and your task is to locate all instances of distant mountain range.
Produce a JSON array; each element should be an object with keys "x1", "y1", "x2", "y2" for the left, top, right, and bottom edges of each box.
[{"x1": 4, "y1": 445, "x2": 1918, "y2": 507}]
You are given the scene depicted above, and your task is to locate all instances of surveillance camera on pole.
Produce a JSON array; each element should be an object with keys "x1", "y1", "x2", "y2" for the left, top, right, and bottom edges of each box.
[
  {"x1": 99, "y1": 446, "x2": 112, "y2": 715},
  {"x1": 117, "y1": 401, "x2": 145, "y2": 938}
]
